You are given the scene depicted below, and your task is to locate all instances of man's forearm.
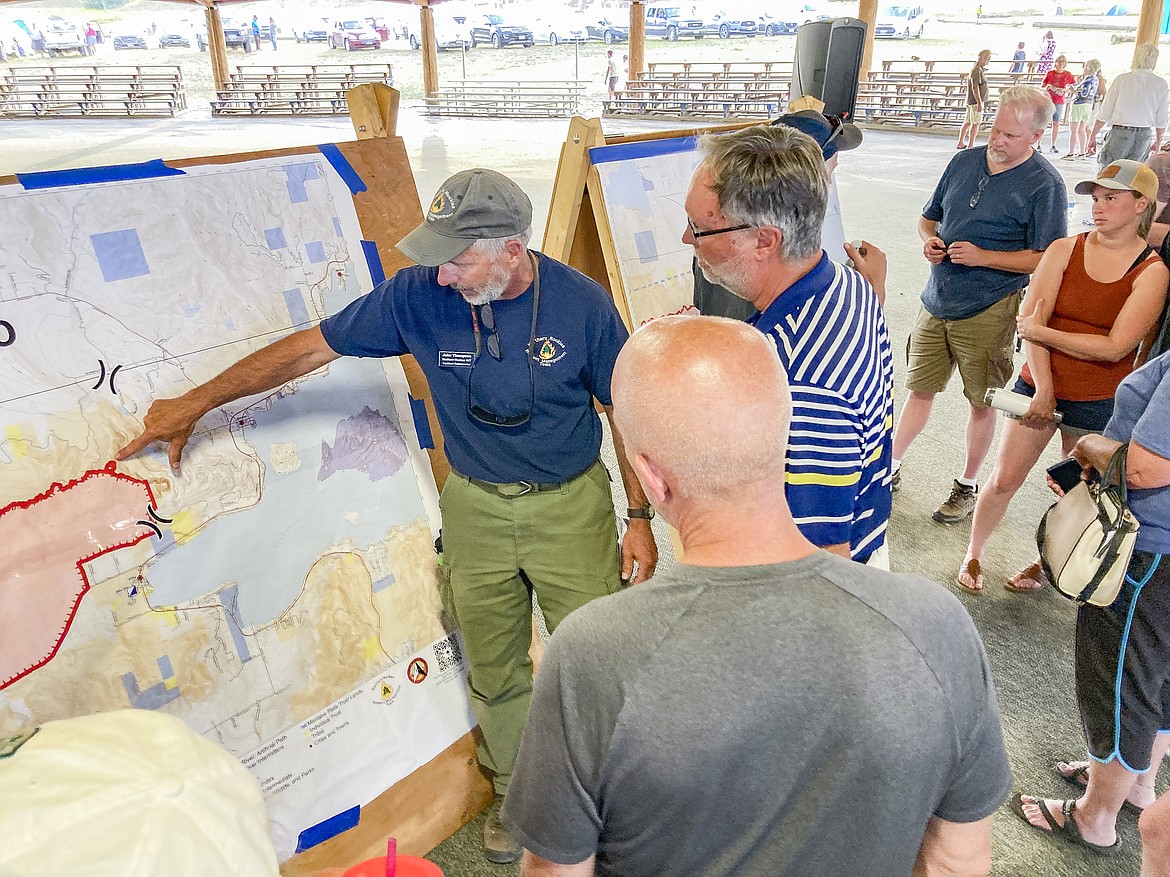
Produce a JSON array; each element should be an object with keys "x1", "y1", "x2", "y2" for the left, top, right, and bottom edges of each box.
[
  {"x1": 522, "y1": 852, "x2": 595, "y2": 877},
  {"x1": 606, "y1": 408, "x2": 649, "y2": 508},
  {"x1": 185, "y1": 326, "x2": 339, "y2": 416},
  {"x1": 918, "y1": 216, "x2": 941, "y2": 243},
  {"x1": 979, "y1": 249, "x2": 1044, "y2": 273}
]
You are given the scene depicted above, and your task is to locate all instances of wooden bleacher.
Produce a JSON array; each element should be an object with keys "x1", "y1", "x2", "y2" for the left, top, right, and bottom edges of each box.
[
  {"x1": 606, "y1": 61, "x2": 791, "y2": 120},
  {"x1": 422, "y1": 80, "x2": 586, "y2": 118},
  {"x1": 606, "y1": 58, "x2": 1067, "y2": 130},
  {"x1": 0, "y1": 65, "x2": 187, "y2": 118},
  {"x1": 211, "y1": 63, "x2": 393, "y2": 116}
]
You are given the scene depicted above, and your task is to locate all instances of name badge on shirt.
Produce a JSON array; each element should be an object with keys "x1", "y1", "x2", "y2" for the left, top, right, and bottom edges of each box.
[{"x1": 439, "y1": 350, "x2": 475, "y2": 369}]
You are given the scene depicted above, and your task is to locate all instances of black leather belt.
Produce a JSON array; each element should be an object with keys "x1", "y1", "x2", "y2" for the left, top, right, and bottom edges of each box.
[
  {"x1": 465, "y1": 476, "x2": 568, "y2": 498},
  {"x1": 1113, "y1": 124, "x2": 1149, "y2": 130}
]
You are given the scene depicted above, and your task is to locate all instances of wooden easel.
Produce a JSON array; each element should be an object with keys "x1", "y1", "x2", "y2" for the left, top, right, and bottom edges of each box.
[
  {"x1": 0, "y1": 84, "x2": 491, "y2": 876},
  {"x1": 543, "y1": 116, "x2": 751, "y2": 330}
]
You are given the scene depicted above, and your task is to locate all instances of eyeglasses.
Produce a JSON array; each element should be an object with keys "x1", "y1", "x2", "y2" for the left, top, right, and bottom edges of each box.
[
  {"x1": 477, "y1": 302, "x2": 501, "y2": 361},
  {"x1": 687, "y1": 216, "x2": 753, "y2": 240},
  {"x1": 970, "y1": 175, "x2": 990, "y2": 209},
  {"x1": 467, "y1": 254, "x2": 540, "y2": 428}
]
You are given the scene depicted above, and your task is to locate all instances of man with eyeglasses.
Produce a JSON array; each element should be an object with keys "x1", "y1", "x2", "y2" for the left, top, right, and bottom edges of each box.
[
  {"x1": 691, "y1": 109, "x2": 881, "y2": 321},
  {"x1": 891, "y1": 85, "x2": 1067, "y2": 525},
  {"x1": 682, "y1": 124, "x2": 894, "y2": 568},
  {"x1": 117, "y1": 167, "x2": 658, "y2": 864}
]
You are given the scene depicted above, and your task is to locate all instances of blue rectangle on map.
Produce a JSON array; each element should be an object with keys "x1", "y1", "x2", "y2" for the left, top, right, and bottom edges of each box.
[
  {"x1": 283, "y1": 289, "x2": 310, "y2": 327},
  {"x1": 306, "y1": 241, "x2": 326, "y2": 264},
  {"x1": 333, "y1": 217, "x2": 344, "y2": 237},
  {"x1": 589, "y1": 135, "x2": 697, "y2": 165},
  {"x1": 91, "y1": 229, "x2": 150, "y2": 282},
  {"x1": 284, "y1": 162, "x2": 321, "y2": 204},
  {"x1": 265, "y1": 228, "x2": 287, "y2": 250},
  {"x1": 295, "y1": 806, "x2": 361, "y2": 853},
  {"x1": 17, "y1": 159, "x2": 184, "y2": 190},
  {"x1": 634, "y1": 229, "x2": 659, "y2": 264}
]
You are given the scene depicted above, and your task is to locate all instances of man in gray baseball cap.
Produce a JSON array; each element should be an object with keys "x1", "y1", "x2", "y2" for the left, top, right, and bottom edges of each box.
[{"x1": 117, "y1": 167, "x2": 658, "y2": 863}]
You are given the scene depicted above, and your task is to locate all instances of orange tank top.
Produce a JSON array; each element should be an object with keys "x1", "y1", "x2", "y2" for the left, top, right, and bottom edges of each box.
[{"x1": 1020, "y1": 233, "x2": 1160, "y2": 401}]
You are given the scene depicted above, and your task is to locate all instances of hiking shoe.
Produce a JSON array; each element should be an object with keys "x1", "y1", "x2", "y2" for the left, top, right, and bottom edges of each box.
[
  {"x1": 891, "y1": 467, "x2": 901, "y2": 493},
  {"x1": 933, "y1": 480, "x2": 978, "y2": 523},
  {"x1": 483, "y1": 799, "x2": 522, "y2": 864}
]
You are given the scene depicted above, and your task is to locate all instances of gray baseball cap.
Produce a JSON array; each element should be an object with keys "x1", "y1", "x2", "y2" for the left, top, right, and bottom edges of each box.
[{"x1": 397, "y1": 168, "x2": 533, "y2": 266}]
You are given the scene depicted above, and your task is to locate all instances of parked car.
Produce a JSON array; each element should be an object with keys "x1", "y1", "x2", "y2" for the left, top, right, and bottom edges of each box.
[
  {"x1": 586, "y1": 17, "x2": 628, "y2": 44},
  {"x1": 329, "y1": 19, "x2": 381, "y2": 50},
  {"x1": 112, "y1": 32, "x2": 148, "y2": 50},
  {"x1": 704, "y1": 11, "x2": 758, "y2": 38},
  {"x1": 874, "y1": 4, "x2": 928, "y2": 38},
  {"x1": 469, "y1": 14, "x2": 533, "y2": 49},
  {"x1": 405, "y1": 14, "x2": 471, "y2": 51},
  {"x1": 644, "y1": 6, "x2": 707, "y2": 40},
  {"x1": 294, "y1": 20, "x2": 329, "y2": 43},
  {"x1": 365, "y1": 16, "x2": 390, "y2": 41},
  {"x1": 157, "y1": 32, "x2": 190, "y2": 48},
  {"x1": 756, "y1": 11, "x2": 799, "y2": 35},
  {"x1": 532, "y1": 14, "x2": 589, "y2": 45},
  {"x1": 43, "y1": 18, "x2": 86, "y2": 56}
]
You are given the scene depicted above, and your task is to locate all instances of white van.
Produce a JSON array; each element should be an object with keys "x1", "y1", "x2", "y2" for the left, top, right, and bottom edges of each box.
[{"x1": 874, "y1": 4, "x2": 928, "y2": 39}]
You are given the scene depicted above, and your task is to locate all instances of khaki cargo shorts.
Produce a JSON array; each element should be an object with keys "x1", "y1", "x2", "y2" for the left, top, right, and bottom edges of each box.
[
  {"x1": 905, "y1": 292, "x2": 1021, "y2": 407},
  {"x1": 965, "y1": 105, "x2": 982, "y2": 125}
]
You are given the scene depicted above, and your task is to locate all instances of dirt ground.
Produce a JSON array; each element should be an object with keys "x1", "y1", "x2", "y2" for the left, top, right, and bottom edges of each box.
[{"x1": 0, "y1": 3, "x2": 1155, "y2": 119}]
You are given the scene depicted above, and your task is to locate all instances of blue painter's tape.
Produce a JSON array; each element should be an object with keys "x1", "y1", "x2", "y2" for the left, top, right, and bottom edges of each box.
[
  {"x1": 410, "y1": 395, "x2": 435, "y2": 450},
  {"x1": 319, "y1": 143, "x2": 367, "y2": 194},
  {"x1": 17, "y1": 159, "x2": 184, "y2": 191},
  {"x1": 589, "y1": 136, "x2": 698, "y2": 166},
  {"x1": 295, "y1": 805, "x2": 361, "y2": 854},
  {"x1": 362, "y1": 240, "x2": 386, "y2": 286}
]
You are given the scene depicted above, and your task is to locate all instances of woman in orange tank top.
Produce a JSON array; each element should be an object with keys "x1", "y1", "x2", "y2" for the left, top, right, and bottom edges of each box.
[{"x1": 957, "y1": 160, "x2": 1168, "y2": 593}]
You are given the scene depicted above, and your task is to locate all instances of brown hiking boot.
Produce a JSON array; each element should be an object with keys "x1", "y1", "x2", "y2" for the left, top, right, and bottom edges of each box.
[
  {"x1": 483, "y1": 798, "x2": 522, "y2": 864},
  {"x1": 933, "y1": 480, "x2": 978, "y2": 524}
]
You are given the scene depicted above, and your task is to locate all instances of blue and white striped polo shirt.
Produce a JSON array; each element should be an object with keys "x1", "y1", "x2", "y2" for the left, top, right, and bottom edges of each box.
[{"x1": 750, "y1": 253, "x2": 894, "y2": 560}]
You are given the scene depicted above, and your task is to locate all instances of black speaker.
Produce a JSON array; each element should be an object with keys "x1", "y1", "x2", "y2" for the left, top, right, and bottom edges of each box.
[{"x1": 791, "y1": 17, "x2": 866, "y2": 120}]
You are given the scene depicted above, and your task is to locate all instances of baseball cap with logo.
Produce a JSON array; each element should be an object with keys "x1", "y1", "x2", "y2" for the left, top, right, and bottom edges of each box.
[
  {"x1": 398, "y1": 168, "x2": 533, "y2": 266},
  {"x1": 0, "y1": 709, "x2": 280, "y2": 877},
  {"x1": 1075, "y1": 159, "x2": 1159, "y2": 203},
  {"x1": 772, "y1": 109, "x2": 863, "y2": 161}
]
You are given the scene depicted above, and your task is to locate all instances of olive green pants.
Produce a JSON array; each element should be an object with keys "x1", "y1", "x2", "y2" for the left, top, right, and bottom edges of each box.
[{"x1": 438, "y1": 459, "x2": 622, "y2": 795}]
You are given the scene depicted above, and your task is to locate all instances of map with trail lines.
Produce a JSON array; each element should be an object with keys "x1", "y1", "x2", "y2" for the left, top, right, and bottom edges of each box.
[{"x1": 0, "y1": 155, "x2": 473, "y2": 857}]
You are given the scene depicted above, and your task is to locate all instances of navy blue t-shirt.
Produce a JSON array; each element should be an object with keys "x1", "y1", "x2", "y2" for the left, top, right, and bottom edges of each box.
[
  {"x1": 319, "y1": 252, "x2": 629, "y2": 483},
  {"x1": 921, "y1": 147, "x2": 1067, "y2": 321}
]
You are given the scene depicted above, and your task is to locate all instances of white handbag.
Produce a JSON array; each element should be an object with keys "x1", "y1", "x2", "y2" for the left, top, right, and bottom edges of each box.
[{"x1": 1037, "y1": 446, "x2": 1140, "y2": 607}]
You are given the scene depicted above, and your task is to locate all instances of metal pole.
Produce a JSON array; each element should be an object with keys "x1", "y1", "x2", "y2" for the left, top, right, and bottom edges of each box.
[
  {"x1": 462, "y1": 41, "x2": 466, "y2": 79},
  {"x1": 575, "y1": 36, "x2": 579, "y2": 82}
]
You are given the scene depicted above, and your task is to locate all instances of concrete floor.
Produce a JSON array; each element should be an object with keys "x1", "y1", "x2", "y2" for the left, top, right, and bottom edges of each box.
[{"x1": 0, "y1": 109, "x2": 1138, "y2": 874}]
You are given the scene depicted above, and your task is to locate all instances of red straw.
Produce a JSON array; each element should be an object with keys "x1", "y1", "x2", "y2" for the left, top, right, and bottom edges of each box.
[{"x1": 385, "y1": 837, "x2": 397, "y2": 877}]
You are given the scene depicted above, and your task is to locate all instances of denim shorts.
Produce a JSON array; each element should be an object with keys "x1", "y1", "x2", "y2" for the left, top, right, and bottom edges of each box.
[{"x1": 1012, "y1": 376, "x2": 1114, "y2": 432}]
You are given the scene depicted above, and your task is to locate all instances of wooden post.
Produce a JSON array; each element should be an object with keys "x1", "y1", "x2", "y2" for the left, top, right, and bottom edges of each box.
[
  {"x1": 1134, "y1": 0, "x2": 1163, "y2": 66},
  {"x1": 348, "y1": 83, "x2": 400, "y2": 139},
  {"x1": 629, "y1": 1, "x2": 646, "y2": 81},
  {"x1": 857, "y1": 0, "x2": 878, "y2": 80},
  {"x1": 420, "y1": 5, "x2": 439, "y2": 98},
  {"x1": 205, "y1": 4, "x2": 229, "y2": 93}
]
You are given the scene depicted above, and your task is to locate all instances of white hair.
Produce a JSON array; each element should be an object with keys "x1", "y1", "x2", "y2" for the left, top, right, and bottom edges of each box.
[
  {"x1": 471, "y1": 226, "x2": 533, "y2": 259},
  {"x1": 1134, "y1": 43, "x2": 1159, "y2": 71}
]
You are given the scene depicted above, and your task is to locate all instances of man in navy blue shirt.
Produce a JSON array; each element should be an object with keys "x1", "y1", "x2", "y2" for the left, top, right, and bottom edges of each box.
[
  {"x1": 118, "y1": 168, "x2": 658, "y2": 864},
  {"x1": 890, "y1": 85, "x2": 1067, "y2": 524}
]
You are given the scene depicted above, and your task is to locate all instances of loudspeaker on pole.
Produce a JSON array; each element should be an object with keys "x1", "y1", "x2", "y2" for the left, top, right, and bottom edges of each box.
[{"x1": 791, "y1": 18, "x2": 867, "y2": 120}]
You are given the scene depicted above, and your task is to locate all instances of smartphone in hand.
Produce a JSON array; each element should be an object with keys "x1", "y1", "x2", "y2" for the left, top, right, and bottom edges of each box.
[{"x1": 1047, "y1": 458, "x2": 1084, "y2": 494}]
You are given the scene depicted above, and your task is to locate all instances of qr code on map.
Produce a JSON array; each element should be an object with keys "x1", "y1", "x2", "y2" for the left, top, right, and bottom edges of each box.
[{"x1": 435, "y1": 633, "x2": 463, "y2": 672}]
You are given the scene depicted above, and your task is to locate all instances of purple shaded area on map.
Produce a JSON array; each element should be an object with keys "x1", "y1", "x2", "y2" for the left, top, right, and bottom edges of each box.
[{"x1": 319, "y1": 406, "x2": 408, "y2": 483}]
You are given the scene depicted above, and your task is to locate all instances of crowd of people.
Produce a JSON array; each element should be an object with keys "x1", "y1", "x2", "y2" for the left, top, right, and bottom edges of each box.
[{"x1": 8, "y1": 32, "x2": 1170, "y2": 877}]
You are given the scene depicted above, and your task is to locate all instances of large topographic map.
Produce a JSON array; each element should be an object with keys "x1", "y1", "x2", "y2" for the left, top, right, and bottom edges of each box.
[{"x1": 0, "y1": 154, "x2": 473, "y2": 857}]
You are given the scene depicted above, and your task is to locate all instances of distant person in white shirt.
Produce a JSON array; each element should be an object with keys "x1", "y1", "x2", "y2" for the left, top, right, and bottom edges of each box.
[{"x1": 1088, "y1": 43, "x2": 1170, "y2": 164}]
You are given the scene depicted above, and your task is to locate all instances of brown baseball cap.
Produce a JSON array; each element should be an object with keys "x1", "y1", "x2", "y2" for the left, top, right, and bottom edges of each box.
[{"x1": 397, "y1": 168, "x2": 533, "y2": 266}]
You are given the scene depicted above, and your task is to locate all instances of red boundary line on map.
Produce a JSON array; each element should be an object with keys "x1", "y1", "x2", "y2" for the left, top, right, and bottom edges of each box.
[{"x1": 1, "y1": 461, "x2": 158, "y2": 690}]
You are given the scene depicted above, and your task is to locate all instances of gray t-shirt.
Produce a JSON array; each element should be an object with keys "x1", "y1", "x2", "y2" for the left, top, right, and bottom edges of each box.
[
  {"x1": 502, "y1": 552, "x2": 1011, "y2": 877},
  {"x1": 1105, "y1": 351, "x2": 1170, "y2": 552}
]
